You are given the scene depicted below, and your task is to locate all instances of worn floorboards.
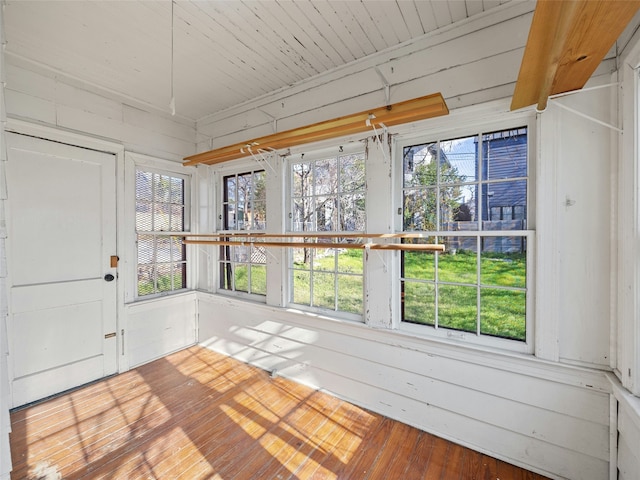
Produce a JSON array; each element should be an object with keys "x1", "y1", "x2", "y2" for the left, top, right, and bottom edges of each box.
[{"x1": 10, "y1": 346, "x2": 549, "y2": 479}]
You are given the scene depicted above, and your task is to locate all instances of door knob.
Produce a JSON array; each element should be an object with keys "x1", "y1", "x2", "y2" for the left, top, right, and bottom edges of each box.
[{"x1": 104, "y1": 273, "x2": 115, "y2": 282}]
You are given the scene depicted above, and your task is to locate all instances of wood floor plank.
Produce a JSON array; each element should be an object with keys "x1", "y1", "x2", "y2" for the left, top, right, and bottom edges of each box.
[{"x1": 9, "y1": 346, "x2": 550, "y2": 480}]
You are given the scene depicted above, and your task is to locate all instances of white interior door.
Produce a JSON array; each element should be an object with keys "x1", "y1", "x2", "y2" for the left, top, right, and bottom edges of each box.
[{"x1": 6, "y1": 132, "x2": 118, "y2": 408}]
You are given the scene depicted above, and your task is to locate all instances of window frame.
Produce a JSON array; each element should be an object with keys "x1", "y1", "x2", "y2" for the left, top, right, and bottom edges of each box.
[
  {"x1": 394, "y1": 118, "x2": 535, "y2": 354},
  {"x1": 285, "y1": 143, "x2": 367, "y2": 321},
  {"x1": 132, "y1": 162, "x2": 192, "y2": 301},
  {"x1": 216, "y1": 168, "x2": 268, "y2": 300}
]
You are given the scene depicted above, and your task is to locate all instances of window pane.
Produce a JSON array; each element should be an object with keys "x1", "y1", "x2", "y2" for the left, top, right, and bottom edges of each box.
[
  {"x1": 438, "y1": 285, "x2": 477, "y2": 333},
  {"x1": 156, "y1": 237, "x2": 171, "y2": 263},
  {"x1": 439, "y1": 136, "x2": 478, "y2": 183},
  {"x1": 402, "y1": 250, "x2": 435, "y2": 281},
  {"x1": 170, "y1": 177, "x2": 184, "y2": 204},
  {"x1": 293, "y1": 270, "x2": 310, "y2": 305},
  {"x1": 155, "y1": 204, "x2": 170, "y2": 231},
  {"x1": 315, "y1": 196, "x2": 337, "y2": 231},
  {"x1": 292, "y1": 247, "x2": 310, "y2": 267},
  {"x1": 138, "y1": 265, "x2": 155, "y2": 296},
  {"x1": 483, "y1": 180, "x2": 527, "y2": 228},
  {"x1": 482, "y1": 128, "x2": 527, "y2": 180},
  {"x1": 219, "y1": 261, "x2": 232, "y2": 289},
  {"x1": 402, "y1": 281, "x2": 435, "y2": 325},
  {"x1": 340, "y1": 154, "x2": 365, "y2": 192},
  {"x1": 154, "y1": 175, "x2": 171, "y2": 203},
  {"x1": 251, "y1": 201, "x2": 266, "y2": 230},
  {"x1": 480, "y1": 288, "x2": 526, "y2": 341},
  {"x1": 156, "y1": 263, "x2": 173, "y2": 292},
  {"x1": 337, "y1": 249, "x2": 362, "y2": 275},
  {"x1": 293, "y1": 163, "x2": 312, "y2": 197},
  {"x1": 170, "y1": 236, "x2": 184, "y2": 262},
  {"x1": 404, "y1": 187, "x2": 437, "y2": 231},
  {"x1": 339, "y1": 193, "x2": 365, "y2": 231},
  {"x1": 138, "y1": 235, "x2": 154, "y2": 264},
  {"x1": 314, "y1": 158, "x2": 337, "y2": 195},
  {"x1": 403, "y1": 143, "x2": 437, "y2": 187},
  {"x1": 173, "y1": 263, "x2": 186, "y2": 290},
  {"x1": 136, "y1": 171, "x2": 152, "y2": 201},
  {"x1": 337, "y1": 274, "x2": 363, "y2": 314},
  {"x1": 313, "y1": 249, "x2": 335, "y2": 273},
  {"x1": 251, "y1": 265, "x2": 266, "y2": 295},
  {"x1": 292, "y1": 197, "x2": 313, "y2": 232},
  {"x1": 234, "y1": 264, "x2": 249, "y2": 292},
  {"x1": 136, "y1": 202, "x2": 152, "y2": 231},
  {"x1": 225, "y1": 176, "x2": 236, "y2": 202},
  {"x1": 481, "y1": 237, "x2": 526, "y2": 288},
  {"x1": 313, "y1": 272, "x2": 335, "y2": 309},
  {"x1": 225, "y1": 202, "x2": 236, "y2": 229},
  {"x1": 170, "y1": 204, "x2": 184, "y2": 231},
  {"x1": 438, "y1": 250, "x2": 477, "y2": 284}
]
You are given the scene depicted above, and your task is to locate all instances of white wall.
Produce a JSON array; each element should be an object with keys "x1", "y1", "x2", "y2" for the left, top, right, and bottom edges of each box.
[
  {"x1": 614, "y1": 382, "x2": 640, "y2": 480},
  {"x1": 194, "y1": 4, "x2": 627, "y2": 480}
]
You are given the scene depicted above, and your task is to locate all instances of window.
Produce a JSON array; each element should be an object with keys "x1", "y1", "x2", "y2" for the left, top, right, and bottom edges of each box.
[
  {"x1": 289, "y1": 150, "x2": 366, "y2": 316},
  {"x1": 400, "y1": 127, "x2": 529, "y2": 342},
  {"x1": 219, "y1": 170, "x2": 267, "y2": 295},
  {"x1": 136, "y1": 169, "x2": 189, "y2": 297}
]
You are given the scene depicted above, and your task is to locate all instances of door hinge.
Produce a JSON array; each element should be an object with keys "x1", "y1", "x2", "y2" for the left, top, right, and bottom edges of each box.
[{"x1": 104, "y1": 332, "x2": 116, "y2": 339}]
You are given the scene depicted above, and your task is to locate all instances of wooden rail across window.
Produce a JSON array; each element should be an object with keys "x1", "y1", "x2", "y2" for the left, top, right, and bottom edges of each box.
[
  {"x1": 183, "y1": 93, "x2": 449, "y2": 167},
  {"x1": 183, "y1": 232, "x2": 445, "y2": 252}
]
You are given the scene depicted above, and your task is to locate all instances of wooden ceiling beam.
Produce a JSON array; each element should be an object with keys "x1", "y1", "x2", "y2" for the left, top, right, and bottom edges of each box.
[
  {"x1": 511, "y1": 0, "x2": 640, "y2": 112},
  {"x1": 183, "y1": 93, "x2": 449, "y2": 166}
]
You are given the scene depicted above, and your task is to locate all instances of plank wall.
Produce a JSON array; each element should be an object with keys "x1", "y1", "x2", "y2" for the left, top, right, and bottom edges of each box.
[{"x1": 616, "y1": 386, "x2": 640, "y2": 480}]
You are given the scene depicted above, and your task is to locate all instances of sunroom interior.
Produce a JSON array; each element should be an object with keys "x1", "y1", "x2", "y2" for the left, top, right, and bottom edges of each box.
[{"x1": 2, "y1": 1, "x2": 640, "y2": 479}]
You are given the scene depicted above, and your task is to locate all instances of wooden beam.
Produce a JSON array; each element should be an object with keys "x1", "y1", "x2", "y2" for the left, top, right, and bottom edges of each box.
[
  {"x1": 184, "y1": 94, "x2": 449, "y2": 166},
  {"x1": 511, "y1": 0, "x2": 640, "y2": 111}
]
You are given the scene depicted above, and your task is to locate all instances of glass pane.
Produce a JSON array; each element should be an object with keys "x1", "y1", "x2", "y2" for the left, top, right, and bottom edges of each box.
[
  {"x1": 339, "y1": 193, "x2": 365, "y2": 231},
  {"x1": 251, "y1": 201, "x2": 266, "y2": 230},
  {"x1": 315, "y1": 195, "x2": 337, "y2": 231},
  {"x1": 438, "y1": 285, "x2": 477, "y2": 333},
  {"x1": 138, "y1": 265, "x2": 155, "y2": 296},
  {"x1": 219, "y1": 261, "x2": 232, "y2": 290},
  {"x1": 172, "y1": 263, "x2": 186, "y2": 290},
  {"x1": 403, "y1": 187, "x2": 437, "y2": 231},
  {"x1": 292, "y1": 163, "x2": 312, "y2": 197},
  {"x1": 156, "y1": 263, "x2": 172, "y2": 292},
  {"x1": 155, "y1": 204, "x2": 170, "y2": 231},
  {"x1": 292, "y1": 247, "x2": 310, "y2": 268},
  {"x1": 438, "y1": 249, "x2": 477, "y2": 284},
  {"x1": 337, "y1": 274, "x2": 363, "y2": 314},
  {"x1": 251, "y1": 245, "x2": 267, "y2": 266},
  {"x1": 136, "y1": 171, "x2": 153, "y2": 201},
  {"x1": 292, "y1": 270, "x2": 310, "y2": 305},
  {"x1": 170, "y1": 177, "x2": 184, "y2": 205},
  {"x1": 337, "y1": 249, "x2": 362, "y2": 274},
  {"x1": 136, "y1": 202, "x2": 152, "y2": 231},
  {"x1": 402, "y1": 281, "x2": 435, "y2": 325},
  {"x1": 482, "y1": 127, "x2": 527, "y2": 180},
  {"x1": 483, "y1": 180, "x2": 526, "y2": 228},
  {"x1": 254, "y1": 170, "x2": 266, "y2": 198},
  {"x1": 402, "y1": 250, "x2": 435, "y2": 281},
  {"x1": 156, "y1": 236, "x2": 171, "y2": 263},
  {"x1": 170, "y1": 204, "x2": 184, "y2": 231},
  {"x1": 292, "y1": 198, "x2": 313, "y2": 232},
  {"x1": 313, "y1": 249, "x2": 335, "y2": 273},
  {"x1": 313, "y1": 272, "x2": 335, "y2": 309},
  {"x1": 137, "y1": 235, "x2": 154, "y2": 264},
  {"x1": 233, "y1": 245, "x2": 250, "y2": 263},
  {"x1": 234, "y1": 264, "x2": 249, "y2": 292},
  {"x1": 481, "y1": 237, "x2": 526, "y2": 288},
  {"x1": 314, "y1": 158, "x2": 337, "y2": 195},
  {"x1": 339, "y1": 154, "x2": 365, "y2": 192},
  {"x1": 154, "y1": 175, "x2": 171, "y2": 203},
  {"x1": 225, "y1": 202, "x2": 236, "y2": 229},
  {"x1": 403, "y1": 143, "x2": 437, "y2": 187},
  {"x1": 170, "y1": 236, "x2": 184, "y2": 262},
  {"x1": 439, "y1": 136, "x2": 478, "y2": 183},
  {"x1": 441, "y1": 184, "x2": 478, "y2": 231},
  {"x1": 480, "y1": 288, "x2": 526, "y2": 341},
  {"x1": 225, "y1": 176, "x2": 236, "y2": 202},
  {"x1": 251, "y1": 265, "x2": 267, "y2": 295}
]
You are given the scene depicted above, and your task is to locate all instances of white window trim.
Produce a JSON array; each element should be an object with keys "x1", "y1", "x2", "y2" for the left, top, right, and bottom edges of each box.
[{"x1": 392, "y1": 114, "x2": 536, "y2": 355}]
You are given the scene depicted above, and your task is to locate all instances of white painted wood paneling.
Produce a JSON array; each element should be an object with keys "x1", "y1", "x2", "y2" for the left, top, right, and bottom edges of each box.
[
  {"x1": 4, "y1": 63, "x2": 196, "y2": 161},
  {"x1": 612, "y1": 378, "x2": 640, "y2": 480},
  {"x1": 126, "y1": 292, "x2": 197, "y2": 368},
  {"x1": 198, "y1": 293, "x2": 610, "y2": 480}
]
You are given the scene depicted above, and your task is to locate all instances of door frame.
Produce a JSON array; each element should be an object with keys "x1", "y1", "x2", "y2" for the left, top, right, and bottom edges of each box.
[{"x1": 4, "y1": 119, "x2": 129, "y2": 385}]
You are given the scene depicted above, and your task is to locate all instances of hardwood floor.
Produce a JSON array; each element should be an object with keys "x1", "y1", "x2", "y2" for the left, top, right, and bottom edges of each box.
[{"x1": 10, "y1": 346, "x2": 549, "y2": 480}]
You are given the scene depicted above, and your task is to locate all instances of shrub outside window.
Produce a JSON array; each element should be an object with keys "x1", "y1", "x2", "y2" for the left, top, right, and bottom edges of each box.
[
  {"x1": 219, "y1": 170, "x2": 267, "y2": 296},
  {"x1": 289, "y1": 151, "x2": 366, "y2": 316},
  {"x1": 136, "y1": 169, "x2": 189, "y2": 297},
  {"x1": 401, "y1": 127, "x2": 529, "y2": 342}
]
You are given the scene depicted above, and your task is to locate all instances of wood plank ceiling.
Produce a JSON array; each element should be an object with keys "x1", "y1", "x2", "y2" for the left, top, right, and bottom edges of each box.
[{"x1": 3, "y1": 0, "x2": 511, "y2": 122}]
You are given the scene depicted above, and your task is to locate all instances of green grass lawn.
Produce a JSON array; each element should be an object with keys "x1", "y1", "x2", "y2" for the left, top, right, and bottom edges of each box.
[{"x1": 146, "y1": 247, "x2": 526, "y2": 341}]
